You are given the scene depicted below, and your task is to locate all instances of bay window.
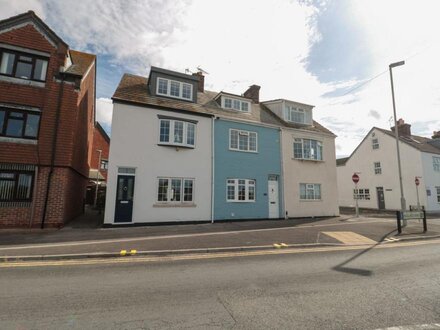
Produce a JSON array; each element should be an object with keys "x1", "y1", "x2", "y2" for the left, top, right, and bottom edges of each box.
[
  {"x1": 159, "y1": 119, "x2": 196, "y2": 148},
  {"x1": 293, "y1": 138, "x2": 323, "y2": 160}
]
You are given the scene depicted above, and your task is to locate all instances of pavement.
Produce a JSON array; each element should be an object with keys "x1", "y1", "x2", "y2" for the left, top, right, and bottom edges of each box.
[{"x1": 1, "y1": 209, "x2": 439, "y2": 262}]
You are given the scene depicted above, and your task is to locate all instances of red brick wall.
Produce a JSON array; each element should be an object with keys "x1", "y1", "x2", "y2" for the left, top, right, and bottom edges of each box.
[
  {"x1": 90, "y1": 125, "x2": 110, "y2": 180},
  {"x1": 0, "y1": 22, "x2": 95, "y2": 227}
]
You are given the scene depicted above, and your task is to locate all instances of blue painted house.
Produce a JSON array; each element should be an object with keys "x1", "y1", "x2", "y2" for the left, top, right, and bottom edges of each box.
[{"x1": 213, "y1": 118, "x2": 282, "y2": 220}]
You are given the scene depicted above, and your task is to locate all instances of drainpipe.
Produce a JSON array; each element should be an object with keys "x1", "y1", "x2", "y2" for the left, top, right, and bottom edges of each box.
[
  {"x1": 279, "y1": 128, "x2": 287, "y2": 219},
  {"x1": 41, "y1": 72, "x2": 65, "y2": 229},
  {"x1": 211, "y1": 116, "x2": 216, "y2": 223}
]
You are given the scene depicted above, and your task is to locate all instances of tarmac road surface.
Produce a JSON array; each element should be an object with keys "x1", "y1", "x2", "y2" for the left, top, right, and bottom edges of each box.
[{"x1": 1, "y1": 238, "x2": 440, "y2": 329}]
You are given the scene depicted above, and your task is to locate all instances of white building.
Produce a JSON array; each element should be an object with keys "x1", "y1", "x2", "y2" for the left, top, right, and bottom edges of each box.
[
  {"x1": 263, "y1": 99, "x2": 339, "y2": 218},
  {"x1": 104, "y1": 68, "x2": 213, "y2": 224},
  {"x1": 337, "y1": 120, "x2": 440, "y2": 213}
]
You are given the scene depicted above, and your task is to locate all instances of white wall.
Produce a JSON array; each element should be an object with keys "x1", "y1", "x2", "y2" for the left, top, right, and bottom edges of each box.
[
  {"x1": 282, "y1": 128, "x2": 339, "y2": 217},
  {"x1": 337, "y1": 129, "x2": 427, "y2": 211},
  {"x1": 104, "y1": 103, "x2": 212, "y2": 224},
  {"x1": 421, "y1": 153, "x2": 440, "y2": 212}
]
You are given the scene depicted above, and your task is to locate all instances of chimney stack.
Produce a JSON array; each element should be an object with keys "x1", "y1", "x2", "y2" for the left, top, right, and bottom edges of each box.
[
  {"x1": 391, "y1": 118, "x2": 411, "y2": 137},
  {"x1": 243, "y1": 85, "x2": 260, "y2": 104},
  {"x1": 192, "y1": 71, "x2": 204, "y2": 93},
  {"x1": 432, "y1": 131, "x2": 440, "y2": 139}
]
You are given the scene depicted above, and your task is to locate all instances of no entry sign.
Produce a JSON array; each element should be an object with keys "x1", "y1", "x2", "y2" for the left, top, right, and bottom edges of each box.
[
  {"x1": 415, "y1": 177, "x2": 420, "y2": 186},
  {"x1": 352, "y1": 173, "x2": 360, "y2": 184}
]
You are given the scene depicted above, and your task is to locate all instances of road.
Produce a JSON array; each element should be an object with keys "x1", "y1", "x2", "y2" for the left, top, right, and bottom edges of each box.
[{"x1": 1, "y1": 240, "x2": 440, "y2": 329}]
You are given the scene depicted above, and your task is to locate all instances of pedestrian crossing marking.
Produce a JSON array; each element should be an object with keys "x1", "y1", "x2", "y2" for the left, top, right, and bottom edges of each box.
[{"x1": 322, "y1": 231, "x2": 376, "y2": 245}]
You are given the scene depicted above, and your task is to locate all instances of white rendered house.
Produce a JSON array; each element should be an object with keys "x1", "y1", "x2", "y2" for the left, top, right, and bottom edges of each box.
[
  {"x1": 104, "y1": 69, "x2": 213, "y2": 224},
  {"x1": 263, "y1": 99, "x2": 339, "y2": 218},
  {"x1": 337, "y1": 120, "x2": 440, "y2": 213}
]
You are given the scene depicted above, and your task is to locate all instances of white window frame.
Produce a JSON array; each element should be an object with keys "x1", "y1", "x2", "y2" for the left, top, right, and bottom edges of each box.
[
  {"x1": 158, "y1": 119, "x2": 196, "y2": 148},
  {"x1": 436, "y1": 186, "x2": 440, "y2": 203},
  {"x1": 284, "y1": 106, "x2": 307, "y2": 124},
  {"x1": 300, "y1": 183, "x2": 321, "y2": 200},
  {"x1": 293, "y1": 138, "x2": 323, "y2": 161},
  {"x1": 372, "y1": 138, "x2": 379, "y2": 150},
  {"x1": 156, "y1": 77, "x2": 193, "y2": 101},
  {"x1": 374, "y1": 162, "x2": 382, "y2": 175},
  {"x1": 433, "y1": 157, "x2": 440, "y2": 172},
  {"x1": 229, "y1": 129, "x2": 258, "y2": 153},
  {"x1": 156, "y1": 177, "x2": 194, "y2": 204},
  {"x1": 226, "y1": 179, "x2": 256, "y2": 202},
  {"x1": 221, "y1": 96, "x2": 251, "y2": 113},
  {"x1": 353, "y1": 188, "x2": 370, "y2": 200}
]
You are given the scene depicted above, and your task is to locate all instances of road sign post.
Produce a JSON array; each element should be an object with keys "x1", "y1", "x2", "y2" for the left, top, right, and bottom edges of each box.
[
  {"x1": 352, "y1": 173, "x2": 360, "y2": 218},
  {"x1": 415, "y1": 176, "x2": 420, "y2": 211}
]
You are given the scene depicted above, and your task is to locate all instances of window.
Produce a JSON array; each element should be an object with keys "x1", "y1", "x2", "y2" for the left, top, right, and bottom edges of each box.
[
  {"x1": 159, "y1": 119, "x2": 196, "y2": 147},
  {"x1": 0, "y1": 171, "x2": 34, "y2": 201},
  {"x1": 293, "y1": 138, "x2": 323, "y2": 160},
  {"x1": 229, "y1": 129, "x2": 257, "y2": 152},
  {"x1": 372, "y1": 138, "x2": 379, "y2": 149},
  {"x1": 284, "y1": 106, "x2": 306, "y2": 124},
  {"x1": 227, "y1": 179, "x2": 255, "y2": 202},
  {"x1": 433, "y1": 157, "x2": 440, "y2": 172},
  {"x1": 0, "y1": 107, "x2": 41, "y2": 139},
  {"x1": 436, "y1": 187, "x2": 440, "y2": 203},
  {"x1": 156, "y1": 77, "x2": 193, "y2": 101},
  {"x1": 222, "y1": 97, "x2": 250, "y2": 112},
  {"x1": 374, "y1": 162, "x2": 382, "y2": 174},
  {"x1": 300, "y1": 183, "x2": 321, "y2": 200},
  {"x1": 353, "y1": 188, "x2": 370, "y2": 200},
  {"x1": 156, "y1": 178, "x2": 194, "y2": 203},
  {"x1": 100, "y1": 160, "x2": 108, "y2": 170},
  {"x1": 0, "y1": 49, "x2": 48, "y2": 82}
]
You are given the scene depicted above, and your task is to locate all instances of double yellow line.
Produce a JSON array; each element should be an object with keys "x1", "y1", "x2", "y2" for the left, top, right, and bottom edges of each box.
[{"x1": 1, "y1": 238, "x2": 439, "y2": 268}]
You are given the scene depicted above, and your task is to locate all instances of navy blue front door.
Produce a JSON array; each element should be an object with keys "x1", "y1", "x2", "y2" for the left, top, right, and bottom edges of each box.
[{"x1": 114, "y1": 175, "x2": 135, "y2": 223}]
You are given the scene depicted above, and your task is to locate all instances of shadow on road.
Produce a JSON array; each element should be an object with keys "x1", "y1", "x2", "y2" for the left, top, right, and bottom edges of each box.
[{"x1": 332, "y1": 229, "x2": 397, "y2": 277}]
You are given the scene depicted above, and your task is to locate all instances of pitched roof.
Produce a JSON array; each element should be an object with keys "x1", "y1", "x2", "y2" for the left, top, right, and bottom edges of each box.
[
  {"x1": 112, "y1": 73, "x2": 334, "y2": 135},
  {"x1": 0, "y1": 10, "x2": 67, "y2": 48},
  {"x1": 65, "y1": 50, "x2": 96, "y2": 77},
  {"x1": 375, "y1": 127, "x2": 440, "y2": 155},
  {"x1": 336, "y1": 157, "x2": 349, "y2": 166}
]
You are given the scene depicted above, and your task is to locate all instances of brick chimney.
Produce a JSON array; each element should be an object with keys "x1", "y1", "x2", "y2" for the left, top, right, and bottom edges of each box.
[
  {"x1": 432, "y1": 131, "x2": 440, "y2": 139},
  {"x1": 243, "y1": 85, "x2": 260, "y2": 103},
  {"x1": 391, "y1": 118, "x2": 411, "y2": 137},
  {"x1": 192, "y1": 71, "x2": 204, "y2": 93}
]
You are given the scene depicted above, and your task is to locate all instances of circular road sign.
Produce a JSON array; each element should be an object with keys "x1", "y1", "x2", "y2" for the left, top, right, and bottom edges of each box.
[
  {"x1": 415, "y1": 177, "x2": 420, "y2": 186},
  {"x1": 352, "y1": 173, "x2": 360, "y2": 184}
]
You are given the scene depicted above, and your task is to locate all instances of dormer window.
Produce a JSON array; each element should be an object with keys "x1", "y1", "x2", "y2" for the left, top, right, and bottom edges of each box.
[
  {"x1": 222, "y1": 97, "x2": 250, "y2": 112},
  {"x1": 284, "y1": 105, "x2": 311, "y2": 124},
  {"x1": 0, "y1": 49, "x2": 48, "y2": 82},
  {"x1": 156, "y1": 77, "x2": 193, "y2": 101}
]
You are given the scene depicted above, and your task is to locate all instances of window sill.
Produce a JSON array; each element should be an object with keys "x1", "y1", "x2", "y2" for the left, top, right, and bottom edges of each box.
[
  {"x1": 229, "y1": 148, "x2": 258, "y2": 154},
  {"x1": 299, "y1": 199, "x2": 322, "y2": 202},
  {"x1": 0, "y1": 137, "x2": 37, "y2": 145},
  {"x1": 292, "y1": 158, "x2": 324, "y2": 162},
  {"x1": 0, "y1": 75, "x2": 45, "y2": 88},
  {"x1": 153, "y1": 203, "x2": 197, "y2": 208},
  {"x1": 227, "y1": 200, "x2": 256, "y2": 203},
  {"x1": 0, "y1": 201, "x2": 32, "y2": 208},
  {"x1": 157, "y1": 143, "x2": 195, "y2": 149}
]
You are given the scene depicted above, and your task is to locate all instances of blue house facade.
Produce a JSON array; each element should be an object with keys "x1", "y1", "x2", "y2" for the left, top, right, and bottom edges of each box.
[{"x1": 213, "y1": 118, "x2": 282, "y2": 220}]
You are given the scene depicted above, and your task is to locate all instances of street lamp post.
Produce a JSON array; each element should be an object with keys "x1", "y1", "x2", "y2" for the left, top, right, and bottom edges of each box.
[
  {"x1": 389, "y1": 61, "x2": 406, "y2": 216},
  {"x1": 94, "y1": 149, "x2": 102, "y2": 207}
]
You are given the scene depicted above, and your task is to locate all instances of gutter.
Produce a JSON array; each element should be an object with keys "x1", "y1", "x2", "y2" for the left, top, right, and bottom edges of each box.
[
  {"x1": 211, "y1": 116, "x2": 216, "y2": 223},
  {"x1": 41, "y1": 72, "x2": 65, "y2": 229}
]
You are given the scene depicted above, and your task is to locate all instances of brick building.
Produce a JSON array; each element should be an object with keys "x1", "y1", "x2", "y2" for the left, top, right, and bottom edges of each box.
[{"x1": 0, "y1": 11, "x2": 96, "y2": 228}]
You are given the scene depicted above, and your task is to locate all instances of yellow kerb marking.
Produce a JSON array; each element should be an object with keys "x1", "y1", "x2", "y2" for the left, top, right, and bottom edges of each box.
[
  {"x1": 120, "y1": 250, "x2": 127, "y2": 256},
  {"x1": 322, "y1": 231, "x2": 377, "y2": 245}
]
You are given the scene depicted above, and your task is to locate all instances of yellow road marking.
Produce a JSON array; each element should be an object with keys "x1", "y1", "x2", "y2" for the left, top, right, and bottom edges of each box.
[
  {"x1": 1, "y1": 238, "x2": 439, "y2": 269},
  {"x1": 322, "y1": 231, "x2": 377, "y2": 245}
]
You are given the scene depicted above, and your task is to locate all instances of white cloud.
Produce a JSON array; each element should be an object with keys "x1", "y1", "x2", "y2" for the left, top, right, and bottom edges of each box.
[{"x1": 96, "y1": 98, "x2": 113, "y2": 129}]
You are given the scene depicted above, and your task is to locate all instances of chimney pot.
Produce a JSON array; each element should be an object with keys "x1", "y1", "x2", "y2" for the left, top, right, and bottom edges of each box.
[
  {"x1": 243, "y1": 84, "x2": 260, "y2": 103},
  {"x1": 391, "y1": 118, "x2": 411, "y2": 137},
  {"x1": 192, "y1": 72, "x2": 204, "y2": 93}
]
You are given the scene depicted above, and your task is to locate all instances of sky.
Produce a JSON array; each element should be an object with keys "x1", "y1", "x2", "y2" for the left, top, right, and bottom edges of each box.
[{"x1": 1, "y1": 0, "x2": 439, "y2": 157}]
